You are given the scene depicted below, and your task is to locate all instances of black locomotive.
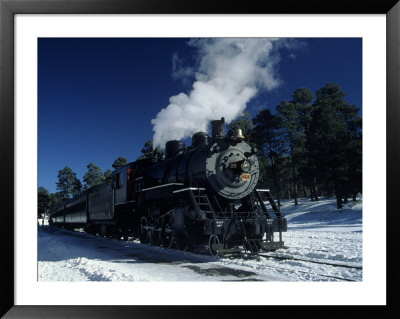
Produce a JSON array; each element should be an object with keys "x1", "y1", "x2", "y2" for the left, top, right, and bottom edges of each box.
[{"x1": 50, "y1": 118, "x2": 287, "y2": 255}]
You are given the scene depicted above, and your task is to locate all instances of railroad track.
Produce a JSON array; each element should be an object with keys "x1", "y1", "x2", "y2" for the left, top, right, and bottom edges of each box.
[
  {"x1": 258, "y1": 263, "x2": 358, "y2": 282},
  {"x1": 285, "y1": 245, "x2": 331, "y2": 253},
  {"x1": 258, "y1": 253, "x2": 362, "y2": 270},
  {"x1": 211, "y1": 252, "x2": 360, "y2": 281}
]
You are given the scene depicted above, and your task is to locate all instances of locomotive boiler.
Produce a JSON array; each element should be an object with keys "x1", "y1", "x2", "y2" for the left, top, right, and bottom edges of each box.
[{"x1": 50, "y1": 118, "x2": 287, "y2": 256}]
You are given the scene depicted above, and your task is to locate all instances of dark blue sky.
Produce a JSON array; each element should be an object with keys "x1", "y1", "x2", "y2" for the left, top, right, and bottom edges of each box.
[{"x1": 38, "y1": 38, "x2": 362, "y2": 193}]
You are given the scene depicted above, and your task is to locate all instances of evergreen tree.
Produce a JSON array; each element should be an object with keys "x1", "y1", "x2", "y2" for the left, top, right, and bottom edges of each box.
[
  {"x1": 38, "y1": 186, "x2": 50, "y2": 218},
  {"x1": 73, "y1": 178, "x2": 82, "y2": 196},
  {"x1": 273, "y1": 87, "x2": 318, "y2": 205},
  {"x1": 290, "y1": 88, "x2": 319, "y2": 201},
  {"x1": 256, "y1": 156, "x2": 270, "y2": 189},
  {"x1": 307, "y1": 83, "x2": 362, "y2": 208},
  {"x1": 56, "y1": 166, "x2": 81, "y2": 200},
  {"x1": 104, "y1": 169, "x2": 113, "y2": 184},
  {"x1": 83, "y1": 162, "x2": 105, "y2": 189},
  {"x1": 137, "y1": 140, "x2": 164, "y2": 160},
  {"x1": 277, "y1": 156, "x2": 296, "y2": 200},
  {"x1": 48, "y1": 192, "x2": 63, "y2": 211},
  {"x1": 253, "y1": 108, "x2": 285, "y2": 205},
  {"x1": 112, "y1": 157, "x2": 128, "y2": 170},
  {"x1": 291, "y1": 87, "x2": 315, "y2": 135},
  {"x1": 345, "y1": 130, "x2": 362, "y2": 201},
  {"x1": 276, "y1": 100, "x2": 302, "y2": 205}
]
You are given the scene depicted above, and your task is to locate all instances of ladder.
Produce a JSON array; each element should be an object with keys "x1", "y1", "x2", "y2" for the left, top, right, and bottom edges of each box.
[
  {"x1": 172, "y1": 187, "x2": 215, "y2": 216},
  {"x1": 254, "y1": 189, "x2": 282, "y2": 217},
  {"x1": 254, "y1": 189, "x2": 284, "y2": 244},
  {"x1": 191, "y1": 188, "x2": 214, "y2": 216}
]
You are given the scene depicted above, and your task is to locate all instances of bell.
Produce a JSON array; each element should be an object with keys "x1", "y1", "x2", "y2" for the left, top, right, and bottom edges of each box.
[{"x1": 231, "y1": 128, "x2": 245, "y2": 141}]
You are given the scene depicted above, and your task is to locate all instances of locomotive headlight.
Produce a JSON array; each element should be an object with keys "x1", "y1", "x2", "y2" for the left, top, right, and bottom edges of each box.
[{"x1": 241, "y1": 160, "x2": 251, "y2": 172}]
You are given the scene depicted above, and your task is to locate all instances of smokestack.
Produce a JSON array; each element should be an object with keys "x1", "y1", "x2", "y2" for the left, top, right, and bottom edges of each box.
[{"x1": 211, "y1": 117, "x2": 225, "y2": 140}]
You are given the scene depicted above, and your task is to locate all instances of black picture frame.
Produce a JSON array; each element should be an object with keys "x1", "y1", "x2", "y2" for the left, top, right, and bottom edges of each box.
[{"x1": 1, "y1": 0, "x2": 398, "y2": 318}]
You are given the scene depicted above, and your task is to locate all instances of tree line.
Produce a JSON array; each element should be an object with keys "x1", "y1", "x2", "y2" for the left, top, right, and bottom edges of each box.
[
  {"x1": 38, "y1": 82, "x2": 361, "y2": 217},
  {"x1": 229, "y1": 83, "x2": 362, "y2": 209},
  {"x1": 38, "y1": 140, "x2": 166, "y2": 218},
  {"x1": 38, "y1": 157, "x2": 125, "y2": 217}
]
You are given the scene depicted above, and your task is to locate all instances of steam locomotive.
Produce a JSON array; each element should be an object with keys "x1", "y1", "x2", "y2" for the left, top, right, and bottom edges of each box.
[{"x1": 49, "y1": 118, "x2": 287, "y2": 255}]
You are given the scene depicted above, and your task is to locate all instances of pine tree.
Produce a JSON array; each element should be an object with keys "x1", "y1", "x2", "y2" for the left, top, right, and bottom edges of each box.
[
  {"x1": 73, "y1": 178, "x2": 82, "y2": 197},
  {"x1": 307, "y1": 83, "x2": 362, "y2": 209},
  {"x1": 48, "y1": 192, "x2": 63, "y2": 211},
  {"x1": 112, "y1": 157, "x2": 128, "y2": 170},
  {"x1": 137, "y1": 140, "x2": 164, "y2": 160},
  {"x1": 252, "y1": 109, "x2": 285, "y2": 205},
  {"x1": 345, "y1": 129, "x2": 362, "y2": 201},
  {"x1": 56, "y1": 166, "x2": 82, "y2": 200},
  {"x1": 291, "y1": 87, "x2": 315, "y2": 134},
  {"x1": 38, "y1": 186, "x2": 50, "y2": 218},
  {"x1": 276, "y1": 100, "x2": 302, "y2": 205},
  {"x1": 83, "y1": 163, "x2": 105, "y2": 189},
  {"x1": 290, "y1": 88, "x2": 318, "y2": 201},
  {"x1": 104, "y1": 169, "x2": 113, "y2": 184}
]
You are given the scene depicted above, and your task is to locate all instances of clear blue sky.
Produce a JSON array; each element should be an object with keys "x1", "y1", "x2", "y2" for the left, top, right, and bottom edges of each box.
[{"x1": 38, "y1": 38, "x2": 362, "y2": 193}]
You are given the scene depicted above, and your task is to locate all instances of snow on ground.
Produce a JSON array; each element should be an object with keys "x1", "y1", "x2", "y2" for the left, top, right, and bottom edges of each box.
[
  {"x1": 38, "y1": 197, "x2": 362, "y2": 282},
  {"x1": 258, "y1": 197, "x2": 362, "y2": 281}
]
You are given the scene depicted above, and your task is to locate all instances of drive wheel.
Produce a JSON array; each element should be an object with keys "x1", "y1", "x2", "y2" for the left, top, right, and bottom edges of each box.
[
  {"x1": 161, "y1": 228, "x2": 174, "y2": 249},
  {"x1": 160, "y1": 216, "x2": 174, "y2": 248},
  {"x1": 208, "y1": 234, "x2": 220, "y2": 256},
  {"x1": 149, "y1": 228, "x2": 160, "y2": 246}
]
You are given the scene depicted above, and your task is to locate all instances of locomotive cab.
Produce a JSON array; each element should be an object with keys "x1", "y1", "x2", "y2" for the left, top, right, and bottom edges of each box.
[{"x1": 112, "y1": 159, "x2": 153, "y2": 204}]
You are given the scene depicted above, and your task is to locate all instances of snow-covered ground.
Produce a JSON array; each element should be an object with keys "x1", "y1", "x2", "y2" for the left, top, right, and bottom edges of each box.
[{"x1": 38, "y1": 197, "x2": 362, "y2": 282}]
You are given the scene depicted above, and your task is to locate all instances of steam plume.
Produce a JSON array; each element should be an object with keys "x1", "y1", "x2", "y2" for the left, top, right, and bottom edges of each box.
[{"x1": 152, "y1": 38, "x2": 285, "y2": 148}]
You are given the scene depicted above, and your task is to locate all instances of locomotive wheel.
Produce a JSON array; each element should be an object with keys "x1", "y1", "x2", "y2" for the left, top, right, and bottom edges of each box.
[
  {"x1": 122, "y1": 230, "x2": 129, "y2": 241},
  {"x1": 161, "y1": 228, "x2": 174, "y2": 248},
  {"x1": 139, "y1": 217, "x2": 149, "y2": 244},
  {"x1": 208, "y1": 234, "x2": 220, "y2": 256},
  {"x1": 148, "y1": 229, "x2": 160, "y2": 246},
  {"x1": 151, "y1": 219, "x2": 162, "y2": 246},
  {"x1": 160, "y1": 215, "x2": 174, "y2": 248}
]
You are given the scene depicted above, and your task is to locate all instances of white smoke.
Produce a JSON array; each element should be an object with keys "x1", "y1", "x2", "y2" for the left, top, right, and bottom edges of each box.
[{"x1": 151, "y1": 38, "x2": 284, "y2": 148}]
